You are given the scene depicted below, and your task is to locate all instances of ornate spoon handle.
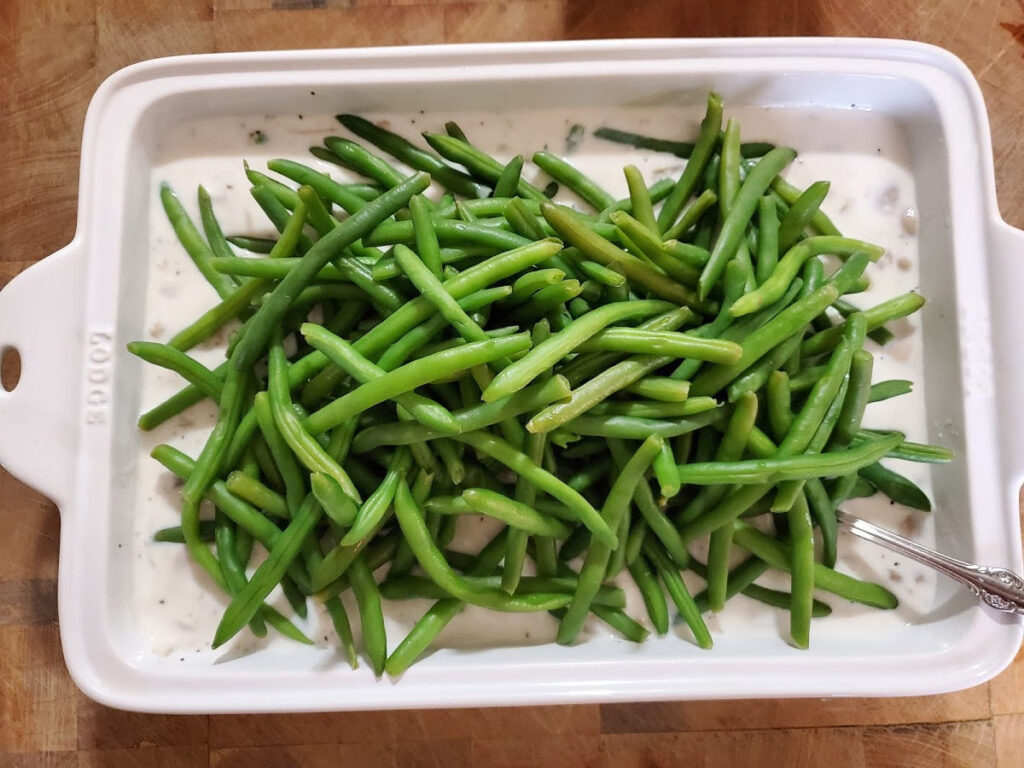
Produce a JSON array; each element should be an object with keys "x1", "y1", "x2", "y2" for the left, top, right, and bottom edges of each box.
[{"x1": 837, "y1": 509, "x2": 1024, "y2": 615}]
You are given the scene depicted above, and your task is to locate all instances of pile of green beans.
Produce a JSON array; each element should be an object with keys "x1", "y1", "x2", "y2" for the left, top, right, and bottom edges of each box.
[{"x1": 134, "y1": 93, "x2": 949, "y2": 674}]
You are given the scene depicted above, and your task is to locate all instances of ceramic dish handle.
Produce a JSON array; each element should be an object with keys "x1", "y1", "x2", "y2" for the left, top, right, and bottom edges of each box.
[
  {"x1": 0, "y1": 242, "x2": 86, "y2": 508},
  {"x1": 988, "y1": 220, "x2": 1024, "y2": 483}
]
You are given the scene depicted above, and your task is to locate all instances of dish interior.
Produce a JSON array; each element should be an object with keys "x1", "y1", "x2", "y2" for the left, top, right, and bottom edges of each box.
[{"x1": 103, "y1": 67, "x2": 974, "y2": 679}]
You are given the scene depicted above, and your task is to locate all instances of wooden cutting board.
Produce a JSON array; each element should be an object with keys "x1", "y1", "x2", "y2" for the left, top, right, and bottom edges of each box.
[{"x1": 3, "y1": 1, "x2": 1024, "y2": 765}]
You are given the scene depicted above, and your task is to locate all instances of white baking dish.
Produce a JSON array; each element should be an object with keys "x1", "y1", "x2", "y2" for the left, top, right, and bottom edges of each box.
[{"x1": 2, "y1": 38, "x2": 1023, "y2": 713}]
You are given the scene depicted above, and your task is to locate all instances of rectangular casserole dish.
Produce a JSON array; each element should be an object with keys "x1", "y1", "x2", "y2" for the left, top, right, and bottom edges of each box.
[{"x1": 1, "y1": 38, "x2": 1022, "y2": 713}]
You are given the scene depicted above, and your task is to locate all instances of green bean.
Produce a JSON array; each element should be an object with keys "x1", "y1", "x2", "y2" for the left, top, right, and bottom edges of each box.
[
  {"x1": 572, "y1": 259, "x2": 626, "y2": 288},
  {"x1": 197, "y1": 185, "x2": 242, "y2": 269},
  {"x1": 321, "y1": 136, "x2": 406, "y2": 188},
  {"x1": 661, "y1": 189, "x2": 717, "y2": 242},
  {"x1": 408, "y1": 195, "x2": 442, "y2": 279},
  {"x1": 834, "y1": 298, "x2": 896, "y2": 345},
  {"x1": 166, "y1": 276, "x2": 268, "y2": 354},
  {"x1": 394, "y1": 243, "x2": 495, "y2": 342},
  {"x1": 494, "y1": 300, "x2": 675, "y2": 401},
  {"x1": 771, "y1": 176, "x2": 842, "y2": 236},
  {"x1": 154, "y1": 444, "x2": 307, "y2": 581},
  {"x1": 731, "y1": 236, "x2": 883, "y2": 318},
  {"x1": 532, "y1": 151, "x2": 615, "y2": 210},
  {"x1": 622, "y1": 164, "x2": 656, "y2": 232},
  {"x1": 628, "y1": 554, "x2": 669, "y2": 634},
  {"x1": 754, "y1": 194, "x2": 780, "y2": 284},
  {"x1": 698, "y1": 147, "x2": 797, "y2": 299},
  {"x1": 767, "y1": 370, "x2": 793, "y2": 442},
  {"x1": 351, "y1": 376, "x2": 572, "y2": 452},
  {"x1": 306, "y1": 333, "x2": 529, "y2": 433},
  {"x1": 561, "y1": 409, "x2": 721, "y2": 441},
  {"x1": 249, "y1": 183, "x2": 313, "y2": 254},
  {"x1": 347, "y1": 553, "x2": 387, "y2": 676},
  {"x1": 573, "y1": 325, "x2": 741, "y2": 360},
  {"x1": 801, "y1": 292, "x2": 924, "y2": 358},
  {"x1": 657, "y1": 92, "x2": 723, "y2": 232},
  {"x1": 160, "y1": 183, "x2": 240, "y2": 299},
  {"x1": 588, "y1": 397, "x2": 719, "y2": 420},
  {"x1": 853, "y1": 431, "x2": 952, "y2": 463},
  {"x1": 311, "y1": 473, "x2": 403, "y2": 592},
  {"x1": 381, "y1": 574, "x2": 624, "y2": 607},
  {"x1": 337, "y1": 114, "x2": 485, "y2": 197},
  {"x1": 254, "y1": 392, "x2": 305, "y2": 515},
  {"x1": 213, "y1": 493, "x2": 323, "y2": 648},
  {"x1": 422, "y1": 133, "x2": 546, "y2": 200},
  {"x1": 678, "y1": 430, "x2": 900, "y2": 541},
  {"x1": 365, "y1": 217, "x2": 530, "y2": 251},
  {"x1": 542, "y1": 203, "x2": 707, "y2": 310},
  {"x1": 386, "y1": 531, "x2": 505, "y2": 675},
  {"x1": 225, "y1": 471, "x2": 290, "y2": 520},
  {"x1": 427, "y1": 489, "x2": 571, "y2": 538},
  {"x1": 503, "y1": 197, "x2": 547, "y2": 240},
  {"x1": 597, "y1": 179, "x2": 675, "y2": 224},
  {"x1": 208, "y1": 256, "x2": 343, "y2": 282},
  {"x1": 311, "y1": 472, "x2": 359, "y2": 527},
  {"x1": 868, "y1": 379, "x2": 913, "y2": 403},
  {"x1": 725, "y1": 333, "x2": 803, "y2": 403},
  {"x1": 858, "y1": 462, "x2": 932, "y2": 511},
  {"x1": 785, "y1": 492, "x2": 815, "y2": 649},
  {"x1": 624, "y1": 377, "x2": 692, "y2": 403},
  {"x1": 557, "y1": 436, "x2": 662, "y2": 644},
  {"x1": 214, "y1": 516, "x2": 266, "y2": 637},
  {"x1": 267, "y1": 342, "x2": 361, "y2": 501},
  {"x1": 691, "y1": 283, "x2": 839, "y2": 397},
  {"x1": 226, "y1": 235, "x2": 276, "y2": 253},
  {"x1": 301, "y1": 322, "x2": 458, "y2": 434},
  {"x1": 719, "y1": 118, "x2": 742, "y2": 215},
  {"x1": 643, "y1": 538, "x2": 712, "y2": 649},
  {"x1": 732, "y1": 522, "x2": 898, "y2": 608},
  {"x1": 831, "y1": 350, "x2": 874, "y2": 446},
  {"x1": 385, "y1": 599, "x2": 462, "y2": 676},
  {"x1": 325, "y1": 595, "x2": 359, "y2": 669},
  {"x1": 266, "y1": 158, "x2": 368, "y2": 213},
  {"x1": 493, "y1": 155, "x2": 525, "y2": 199},
  {"x1": 154, "y1": 520, "x2": 217, "y2": 543},
  {"x1": 594, "y1": 126, "x2": 696, "y2": 157},
  {"x1": 532, "y1": 317, "x2": 696, "y2": 432},
  {"x1": 804, "y1": 477, "x2": 839, "y2": 567},
  {"x1": 280, "y1": 575, "x2": 308, "y2": 619},
  {"x1": 127, "y1": 342, "x2": 223, "y2": 401},
  {"x1": 777, "y1": 181, "x2": 830, "y2": 251}
]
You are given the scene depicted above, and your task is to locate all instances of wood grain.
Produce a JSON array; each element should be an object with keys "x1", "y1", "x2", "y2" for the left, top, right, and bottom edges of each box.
[{"x1": 3, "y1": 0, "x2": 1024, "y2": 765}]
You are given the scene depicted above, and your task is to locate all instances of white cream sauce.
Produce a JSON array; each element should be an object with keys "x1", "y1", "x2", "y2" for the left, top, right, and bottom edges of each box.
[{"x1": 135, "y1": 104, "x2": 933, "y2": 661}]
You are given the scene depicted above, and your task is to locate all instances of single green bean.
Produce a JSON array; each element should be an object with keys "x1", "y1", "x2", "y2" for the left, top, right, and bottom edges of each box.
[
  {"x1": 868, "y1": 379, "x2": 913, "y2": 403},
  {"x1": 533, "y1": 151, "x2": 615, "y2": 211},
  {"x1": 494, "y1": 155, "x2": 525, "y2": 199},
  {"x1": 348, "y1": 553, "x2": 387, "y2": 676},
  {"x1": 657, "y1": 92, "x2": 723, "y2": 232},
  {"x1": 858, "y1": 462, "x2": 932, "y2": 511}
]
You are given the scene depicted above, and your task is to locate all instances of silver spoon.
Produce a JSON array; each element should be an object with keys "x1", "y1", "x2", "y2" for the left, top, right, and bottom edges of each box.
[{"x1": 837, "y1": 509, "x2": 1024, "y2": 614}]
